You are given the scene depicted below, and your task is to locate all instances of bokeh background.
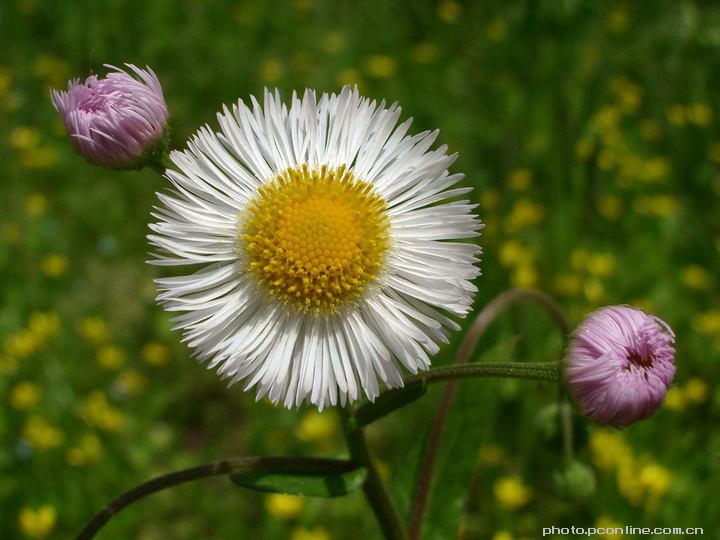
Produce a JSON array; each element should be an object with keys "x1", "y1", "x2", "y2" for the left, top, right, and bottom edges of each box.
[{"x1": 2, "y1": 0, "x2": 720, "y2": 538}]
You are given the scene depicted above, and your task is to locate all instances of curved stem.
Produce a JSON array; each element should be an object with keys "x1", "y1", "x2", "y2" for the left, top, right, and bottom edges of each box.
[
  {"x1": 340, "y1": 408, "x2": 408, "y2": 540},
  {"x1": 408, "y1": 289, "x2": 570, "y2": 540},
  {"x1": 75, "y1": 456, "x2": 353, "y2": 540}
]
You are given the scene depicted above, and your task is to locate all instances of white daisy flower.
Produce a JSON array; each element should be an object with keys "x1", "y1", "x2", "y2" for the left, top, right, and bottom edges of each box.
[{"x1": 148, "y1": 85, "x2": 482, "y2": 409}]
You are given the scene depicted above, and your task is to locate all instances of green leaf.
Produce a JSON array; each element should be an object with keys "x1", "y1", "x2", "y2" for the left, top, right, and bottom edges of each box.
[
  {"x1": 229, "y1": 457, "x2": 366, "y2": 498},
  {"x1": 352, "y1": 381, "x2": 427, "y2": 427}
]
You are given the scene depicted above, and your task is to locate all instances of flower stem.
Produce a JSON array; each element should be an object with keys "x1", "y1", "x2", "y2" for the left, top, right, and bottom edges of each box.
[
  {"x1": 408, "y1": 288, "x2": 570, "y2": 540},
  {"x1": 340, "y1": 408, "x2": 408, "y2": 540},
  {"x1": 74, "y1": 456, "x2": 353, "y2": 540}
]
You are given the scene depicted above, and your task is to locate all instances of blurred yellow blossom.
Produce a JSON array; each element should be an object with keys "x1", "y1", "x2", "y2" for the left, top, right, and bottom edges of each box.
[
  {"x1": 21, "y1": 146, "x2": 58, "y2": 169},
  {"x1": 335, "y1": 68, "x2": 362, "y2": 88},
  {"x1": 639, "y1": 157, "x2": 670, "y2": 183},
  {"x1": 291, "y1": 526, "x2": 331, "y2": 540},
  {"x1": 295, "y1": 410, "x2": 337, "y2": 447},
  {"x1": 28, "y1": 312, "x2": 60, "y2": 343},
  {"x1": 1, "y1": 222, "x2": 21, "y2": 244},
  {"x1": 25, "y1": 192, "x2": 48, "y2": 217},
  {"x1": 10, "y1": 126, "x2": 40, "y2": 150},
  {"x1": 680, "y1": 265, "x2": 711, "y2": 290},
  {"x1": 687, "y1": 103, "x2": 712, "y2": 126},
  {"x1": 66, "y1": 434, "x2": 103, "y2": 467},
  {"x1": 41, "y1": 254, "x2": 67, "y2": 278},
  {"x1": 363, "y1": 55, "x2": 396, "y2": 79},
  {"x1": 491, "y1": 532, "x2": 514, "y2": 540},
  {"x1": 18, "y1": 505, "x2": 57, "y2": 539},
  {"x1": 586, "y1": 253, "x2": 616, "y2": 278},
  {"x1": 666, "y1": 105, "x2": 686, "y2": 126},
  {"x1": 265, "y1": 493, "x2": 304, "y2": 520},
  {"x1": 684, "y1": 377, "x2": 709, "y2": 404},
  {"x1": 494, "y1": 476, "x2": 532, "y2": 510},
  {"x1": 10, "y1": 381, "x2": 42, "y2": 410},
  {"x1": 708, "y1": 142, "x2": 720, "y2": 164},
  {"x1": 97, "y1": 344, "x2": 126, "y2": 369},
  {"x1": 477, "y1": 444, "x2": 506, "y2": 466},
  {"x1": 78, "y1": 316, "x2": 111, "y2": 343},
  {"x1": 486, "y1": 20, "x2": 508, "y2": 42},
  {"x1": 80, "y1": 391, "x2": 124, "y2": 432},
  {"x1": 499, "y1": 240, "x2": 533, "y2": 268},
  {"x1": 504, "y1": 199, "x2": 544, "y2": 234},
  {"x1": 322, "y1": 31, "x2": 345, "y2": 55},
  {"x1": 663, "y1": 387, "x2": 686, "y2": 411},
  {"x1": 554, "y1": 273, "x2": 583, "y2": 297},
  {"x1": 4, "y1": 329, "x2": 38, "y2": 358},
  {"x1": 511, "y1": 264, "x2": 538, "y2": 289},
  {"x1": 437, "y1": 0, "x2": 461, "y2": 23},
  {"x1": 142, "y1": 341, "x2": 171, "y2": 366},
  {"x1": 594, "y1": 516, "x2": 623, "y2": 539},
  {"x1": 640, "y1": 119, "x2": 662, "y2": 140},
  {"x1": 114, "y1": 370, "x2": 147, "y2": 396},
  {"x1": 583, "y1": 278, "x2": 605, "y2": 304},
  {"x1": 480, "y1": 187, "x2": 500, "y2": 211},
  {"x1": 607, "y1": 4, "x2": 629, "y2": 33},
  {"x1": 633, "y1": 195, "x2": 678, "y2": 217},
  {"x1": 575, "y1": 136, "x2": 595, "y2": 160},
  {"x1": 589, "y1": 430, "x2": 631, "y2": 471},
  {"x1": 508, "y1": 169, "x2": 533, "y2": 191},
  {"x1": 692, "y1": 309, "x2": 720, "y2": 337},
  {"x1": 598, "y1": 194, "x2": 622, "y2": 220},
  {"x1": 412, "y1": 42, "x2": 439, "y2": 64},
  {"x1": 260, "y1": 58, "x2": 284, "y2": 84},
  {"x1": 23, "y1": 416, "x2": 63, "y2": 450}
]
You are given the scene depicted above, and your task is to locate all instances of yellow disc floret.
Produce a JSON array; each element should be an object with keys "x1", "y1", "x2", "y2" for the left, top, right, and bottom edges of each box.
[{"x1": 240, "y1": 164, "x2": 390, "y2": 312}]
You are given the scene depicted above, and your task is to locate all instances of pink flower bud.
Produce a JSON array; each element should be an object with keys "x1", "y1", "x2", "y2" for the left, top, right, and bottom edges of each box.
[
  {"x1": 563, "y1": 306, "x2": 676, "y2": 427},
  {"x1": 51, "y1": 64, "x2": 168, "y2": 169}
]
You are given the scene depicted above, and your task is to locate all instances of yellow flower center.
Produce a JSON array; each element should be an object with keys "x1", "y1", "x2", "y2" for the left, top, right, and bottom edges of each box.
[{"x1": 241, "y1": 164, "x2": 390, "y2": 312}]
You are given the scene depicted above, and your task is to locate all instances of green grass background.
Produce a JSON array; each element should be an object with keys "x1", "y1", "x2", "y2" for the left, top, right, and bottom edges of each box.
[{"x1": 2, "y1": 0, "x2": 719, "y2": 538}]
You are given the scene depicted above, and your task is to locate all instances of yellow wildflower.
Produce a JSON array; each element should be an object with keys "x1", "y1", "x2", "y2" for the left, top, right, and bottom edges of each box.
[
  {"x1": 78, "y1": 316, "x2": 111, "y2": 343},
  {"x1": 41, "y1": 254, "x2": 67, "y2": 278},
  {"x1": 265, "y1": 493, "x2": 305, "y2": 520},
  {"x1": 662, "y1": 386, "x2": 686, "y2": 411},
  {"x1": 607, "y1": 4, "x2": 629, "y2": 33},
  {"x1": 437, "y1": 0, "x2": 461, "y2": 23},
  {"x1": 687, "y1": 103, "x2": 712, "y2": 126},
  {"x1": 18, "y1": 505, "x2": 57, "y2": 539},
  {"x1": 587, "y1": 253, "x2": 616, "y2": 278},
  {"x1": 680, "y1": 265, "x2": 711, "y2": 290},
  {"x1": 597, "y1": 195, "x2": 622, "y2": 220},
  {"x1": 589, "y1": 429, "x2": 632, "y2": 471},
  {"x1": 25, "y1": 192, "x2": 48, "y2": 216},
  {"x1": 142, "y1": 341, "x2": 171, "y2": 366},
  {"x1": 28, "y1": 312, "x2": 60, "y2": 343},
  {"x1": 493, "y1": 476, "x2": 532, "y2": 510},
  {"x1": 363, "y1": 55, "x2": 396, "y2": 79},
  {"x1": 666, "y1": 104, "x2": 686, "y2": 126},
  {"x1": 260, "y1": 58, "x2": 284, "y2": 84},
  {"x1": 80, "y1": 391, "x2": 124, "y2": 432},
  {"x1": 477, "y1": 444, "x2": 506, "y2": 467},
  {"x1": 66, "y1": 434, "x2": 103, "y2": 467},
  {"x1": 683, "y1": 378, "x2": 709, "y2": 404},
  {"x1": 10, "y1": 126, "x2": 40, "y2": 150},
  {"x1": 97, "y1": 345, "x2": 126, "y2": 369},
  {"x1": 114, "y1": 370, "x2": 147, "y2": 396},
  {"x1": 491, "y1": 532, "x2": 514, "y2": 540},
  {"x1": 295, "y1": 410, "x2": 337, "y2": 446},
  {"x1": 22, "y1": 416, "x2": 63, "y2": 450},
  {"x1": 10, "y1": 382, "x2": 42, "y2": 410},
  {"x1": 511, "y1": 264, "x2": 538, "y2": 289},
  {"x1": 291, "y1": 526, "x2": 331, "y2": 540},
  {"x1": 594, "y1": 516, "x2": 623, "y2": 539},
  {"x1": 553, "y1": 273, "x2": 583, "y2": 297}
]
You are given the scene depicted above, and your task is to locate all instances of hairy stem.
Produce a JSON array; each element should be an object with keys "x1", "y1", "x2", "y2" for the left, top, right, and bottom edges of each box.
[
  {"x1": 341, "y1": 408, "x2": 408, "y2": 540},
  {"x1": 75, "y1": 456, "x2": 354, "y2": 540},
  {"x1": 408, "y1": 289, "x2": 571, "y2": 540}
]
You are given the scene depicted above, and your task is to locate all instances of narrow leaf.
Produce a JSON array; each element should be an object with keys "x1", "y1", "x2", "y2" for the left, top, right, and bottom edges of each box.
[{"x1": 229, "y1": 457, "x2": 366, "y2": 498}]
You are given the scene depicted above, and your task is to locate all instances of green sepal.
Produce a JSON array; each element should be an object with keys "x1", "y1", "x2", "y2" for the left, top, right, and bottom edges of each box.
[
  {"x1": 352, "y1": 381, "x2": 427, "y2": 428},
  {"x1": 229, "y1": 457, "x2": 366, "y2": 498}
]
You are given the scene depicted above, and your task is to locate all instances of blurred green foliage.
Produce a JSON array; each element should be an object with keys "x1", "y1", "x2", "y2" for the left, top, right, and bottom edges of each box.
[{"x1": 2, "y1": 0, "x2": 720, "y2": 538}]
